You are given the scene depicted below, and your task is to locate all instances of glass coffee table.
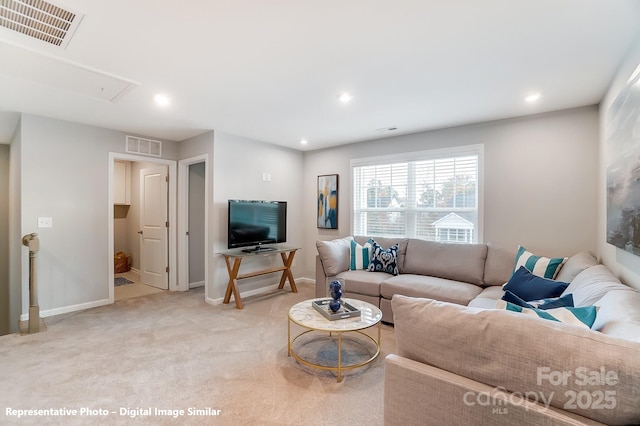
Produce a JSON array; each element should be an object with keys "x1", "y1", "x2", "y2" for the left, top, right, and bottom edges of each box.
[{"x1": 287, "y1": 298, "x2": 383, "y2": 382}]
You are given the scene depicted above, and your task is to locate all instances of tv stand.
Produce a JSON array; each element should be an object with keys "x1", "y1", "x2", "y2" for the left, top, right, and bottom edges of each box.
[{"x1": 219, "y1": 246, "x2": 300, "y2": 309}]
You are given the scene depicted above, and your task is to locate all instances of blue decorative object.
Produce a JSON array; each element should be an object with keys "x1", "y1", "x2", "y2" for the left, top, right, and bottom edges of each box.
[{"x1": 328, "y1": 280, "x2": 343, "y2": 312}]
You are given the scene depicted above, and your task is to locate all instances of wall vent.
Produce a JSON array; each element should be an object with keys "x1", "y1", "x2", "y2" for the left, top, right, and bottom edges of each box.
[
  {"x1": 0, "y1": 0, "x2": 83, "y2": 48},
  {"x1": 126, "y1": 136, "x2": 162, "y2": 157}
]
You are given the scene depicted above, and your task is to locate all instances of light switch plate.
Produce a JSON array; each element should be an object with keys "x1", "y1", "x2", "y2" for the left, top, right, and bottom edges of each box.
[{"x1": 38, "y1": 217, "x2": 53, "y2": 228}]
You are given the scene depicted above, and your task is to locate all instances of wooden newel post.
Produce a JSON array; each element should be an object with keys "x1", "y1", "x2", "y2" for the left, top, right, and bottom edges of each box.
[{"x1": 21, "y1": 233, "x2": 44, "y2": 334}]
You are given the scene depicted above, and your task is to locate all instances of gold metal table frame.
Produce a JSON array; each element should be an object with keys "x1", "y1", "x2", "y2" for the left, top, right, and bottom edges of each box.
[{"x1": 287, "y1": 298, "x2": 382, "y2": 382}]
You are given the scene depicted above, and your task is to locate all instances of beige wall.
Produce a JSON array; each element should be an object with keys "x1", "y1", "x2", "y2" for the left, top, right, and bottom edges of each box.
[
  {"x1": 599, "y1": 31, "x2": 640, "y2": 290},
  {"x1": 301, "y1": 106, "x2": 599, "y2": 278},
  {"x1": 211, "y1": 131, "x2": 304, "y2": 300},
  {"x1": 15, "y1": 114, "x2": 178, "y2": 319}
]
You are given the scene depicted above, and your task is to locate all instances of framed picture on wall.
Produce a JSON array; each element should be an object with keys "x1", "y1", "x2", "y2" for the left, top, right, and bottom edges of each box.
[{"x1": 317, "y1": 174, "x2": 338, "y2": 229}]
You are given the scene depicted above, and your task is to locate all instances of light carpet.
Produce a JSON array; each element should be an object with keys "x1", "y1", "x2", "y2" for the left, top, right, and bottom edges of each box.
[{"x1": 0, "y1": 283, "x2": 396, "y2": 425}]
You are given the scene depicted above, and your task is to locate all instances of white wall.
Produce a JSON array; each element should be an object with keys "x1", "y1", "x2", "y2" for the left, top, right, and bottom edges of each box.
[
  {"x1": 17, "y1": 114, "x2": 178, "y2": 317},
  {"x1": 599, "y1": 31, "x2": 640, "y2": 290},
  {"x1": 211, "y1": 132, "x2": 304, "y2": 300},
  {"x1": 302, "y1": 106, "x2": 599, "y2": 278},
  {"x1": 0, "y1": 144, "x2": 10, "y2": 335}
]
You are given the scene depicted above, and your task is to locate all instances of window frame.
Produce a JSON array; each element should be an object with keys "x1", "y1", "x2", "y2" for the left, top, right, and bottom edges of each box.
[{"x1": 350, "y1": 144, "x2": 484, "y2": 243}]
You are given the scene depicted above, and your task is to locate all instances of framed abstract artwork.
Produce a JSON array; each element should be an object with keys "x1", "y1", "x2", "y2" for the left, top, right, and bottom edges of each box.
[
  {"x1": 606, "y1": 63, "x2": 640, "y2": 258},
  {"x1": 317, "y1": 174, "x2": 338, "y2": 229}
]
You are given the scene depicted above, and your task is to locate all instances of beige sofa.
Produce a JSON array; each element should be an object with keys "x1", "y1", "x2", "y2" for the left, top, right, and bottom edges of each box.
[
  {"x1": 316, "y1": 236, "x2": 640, "y2": 424},
  {"x1": 316, "y1": 236, "x2": 519, "y2": 323}
]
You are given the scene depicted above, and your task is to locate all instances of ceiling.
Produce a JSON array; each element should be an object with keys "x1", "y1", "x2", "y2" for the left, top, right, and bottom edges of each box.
[{"x1": 0, "y1": 0, "x2": 639, "y2": 151}]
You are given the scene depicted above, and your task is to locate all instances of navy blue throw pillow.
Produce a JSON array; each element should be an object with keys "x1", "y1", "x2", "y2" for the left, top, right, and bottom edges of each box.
[
  {"x1": 367, "y1": 241, "x2": 399, "y2": 275},
  {"x1": 502, "y1": 266, "x2": 569, "y2": 301},
  {"x1": 502, "y1": 290, "x2": 574, "y2": 310}
]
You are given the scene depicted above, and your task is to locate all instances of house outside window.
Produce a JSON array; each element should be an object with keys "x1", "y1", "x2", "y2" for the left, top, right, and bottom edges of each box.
[{"x1": 351, "y1": 145, "x2": 483, "y2": 243}]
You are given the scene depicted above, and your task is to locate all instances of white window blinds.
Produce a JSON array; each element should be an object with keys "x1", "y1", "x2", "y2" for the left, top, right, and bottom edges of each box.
[{"x1": 351, "y1": 145, "x2": 482, "y2": 243}]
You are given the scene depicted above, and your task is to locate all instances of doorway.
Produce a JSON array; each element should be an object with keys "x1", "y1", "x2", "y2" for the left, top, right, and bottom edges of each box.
[
  {"x1": 108, "y1": 153, "x2": 177, "y2": 303},
  {"x1": 178, "y1": 154, "x2": 209, "y2": 294}
]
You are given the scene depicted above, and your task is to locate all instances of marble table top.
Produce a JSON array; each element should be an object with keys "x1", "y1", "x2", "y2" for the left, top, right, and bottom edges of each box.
[{"x1": 288, "y1": 298, "x2": 382, "y2": 332}]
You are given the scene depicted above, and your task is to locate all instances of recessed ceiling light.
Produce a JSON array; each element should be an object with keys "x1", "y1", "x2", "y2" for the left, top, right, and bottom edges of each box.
[
  {"x1": 338, "y1": 92, "x2": 353, "y2": 103},
  {"x1": 154, "y1": 94, "x2": 170, "y2": 107},
  {"x1": 300, "y1": 139, "x2": 308, "y2": 145},
  {"x1": 524, "y1": 93, "x2": 541, "y2": 103}
]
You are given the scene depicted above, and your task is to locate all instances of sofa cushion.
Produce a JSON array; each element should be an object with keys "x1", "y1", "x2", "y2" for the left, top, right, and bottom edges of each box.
[
  {"x1": 495, "y1": 300, "x2": 597, "y2": 329},
  {"x1": 349, "y1": 238, "x2": 372, "y2": 270},
  {"x1": 316, "y1": 236, "x2": 353, "y2": 276},
  {"x1": 513, "y1": 245, "x2": 567, "y2": 279},
  {"x1": 503, "y1": 266, "x2": 569, "y2": 301},
  {"x1": 554, "y1": 251, "x2": 599, "y2": 283},
  {"x1": 483, "y1": 242, "x2": 516, "y2": 286},
  {"x1": 402, "y1": 239, "x2": 488, "y2": 286},
  {"x1": 368, "y1": 240, "x2": 399, "y2": 275},
  {"x1": 592, "y1": 289, "x2": 640, "y2": 342},
  {"x1": 391, "y1": 295, "x2": 640, "y2": 425},
  {"x1": 561, "y1": 264, "x2": 630, "y2": 307},
  {"x1": 381, "y1": 274, "x2": 482, "y2": 306},
  {"x1": 467, "y1": 285, "x2": 505, "y2": 309},
  {"x1": 355, "y1": 236, "x2": 409, "y2": 273},
  {"x1": 334, "y1": 270, "x2": 389, "y2": 297}
]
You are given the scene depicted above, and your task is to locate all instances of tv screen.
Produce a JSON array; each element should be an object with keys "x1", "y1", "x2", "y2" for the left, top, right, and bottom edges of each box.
[{"x1": 228, "y1": 200, "x2": 287, "y2": 251}]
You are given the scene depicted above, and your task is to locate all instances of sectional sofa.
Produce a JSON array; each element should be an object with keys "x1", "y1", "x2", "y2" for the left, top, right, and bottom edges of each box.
[{"x1": 315, "y1": 236, "x2": 640, "y2": 425}]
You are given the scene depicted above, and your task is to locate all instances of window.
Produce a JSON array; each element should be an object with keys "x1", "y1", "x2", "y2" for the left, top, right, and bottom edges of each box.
[{"x1": 351, "y1": 145, "x2": 482, "y2": 243}]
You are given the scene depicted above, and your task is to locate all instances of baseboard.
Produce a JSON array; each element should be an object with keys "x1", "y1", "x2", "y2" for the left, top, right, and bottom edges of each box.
[
  {"x1": 20, "y1": 298, "x2": 112, "y2": 321},
  {"x1": 189, "y1": 280, "x2": 205, "y2": 289},
  {"x1": 205, "y1": 277, "x2": 314, "y2": 306}
]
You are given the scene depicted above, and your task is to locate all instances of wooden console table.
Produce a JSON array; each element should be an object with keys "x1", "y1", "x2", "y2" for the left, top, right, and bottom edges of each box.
[{"x1": 219, "y1": 246, "x2": 300, "y2": 309}]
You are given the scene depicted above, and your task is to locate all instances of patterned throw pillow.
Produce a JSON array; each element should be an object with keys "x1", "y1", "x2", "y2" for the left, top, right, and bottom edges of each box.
[
  {"x1": 367, "y1": 240, "x2": 399, "y2": 275},
  {"x1": 496, "y1": 300, "x2": 598, "y2": 329},
  {"x1": 350, "y1": 239, "x2": 373, "y2": 270},
  {"x1": 513, "y1": 245, "x2": 567, "y2": 279}
]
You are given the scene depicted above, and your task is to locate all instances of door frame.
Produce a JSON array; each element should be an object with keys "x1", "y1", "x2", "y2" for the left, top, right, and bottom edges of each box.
[
  {"x1": 178, "y1": 154, "x2": 209, "y2": 293},
  {"x1": 108, "y1": 152, "x2": 178, "y2": 302}
]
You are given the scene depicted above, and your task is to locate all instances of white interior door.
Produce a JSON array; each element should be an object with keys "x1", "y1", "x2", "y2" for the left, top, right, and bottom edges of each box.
[{"x1": 139, "y1": 166, "x2": 168, "y2": 289}]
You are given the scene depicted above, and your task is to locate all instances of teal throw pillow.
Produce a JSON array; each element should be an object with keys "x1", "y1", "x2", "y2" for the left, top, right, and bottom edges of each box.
[
  {"x1": 496, "y1": 300, "x2": 598, "y2": 329},
  {"x1": 513, "y1": 245, "x2": 567, "y2": 279},
  {"x1": 350, "y1": 239, "x2": 373, "y2": 270}
]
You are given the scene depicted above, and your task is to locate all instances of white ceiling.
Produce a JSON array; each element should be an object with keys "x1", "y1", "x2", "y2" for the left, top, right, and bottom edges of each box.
[{"x1": 0, "y1": 0, "x2": 639, "y2": 150}]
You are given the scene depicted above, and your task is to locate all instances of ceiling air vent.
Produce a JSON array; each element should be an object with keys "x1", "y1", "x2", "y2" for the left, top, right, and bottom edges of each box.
[
  {"x1": 0, "y1": 0, "x2": 83, "y2": 48},
  {"x1": 126, "y1": 136, "x2": 162, "y2": 158}
]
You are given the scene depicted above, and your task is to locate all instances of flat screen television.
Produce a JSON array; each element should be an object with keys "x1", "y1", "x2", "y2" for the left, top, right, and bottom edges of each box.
[{"x1": 228, "y1": 200, "x2": 287, "y2": 252}]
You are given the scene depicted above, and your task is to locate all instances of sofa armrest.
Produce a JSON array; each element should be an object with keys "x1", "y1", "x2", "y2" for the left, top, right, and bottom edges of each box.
[
  {"x1": 315, "y1": 255, "x2": 328, "y2": 298},
  {"x1": 384, "y1": 354, "x2": 604, "y2": 426}
]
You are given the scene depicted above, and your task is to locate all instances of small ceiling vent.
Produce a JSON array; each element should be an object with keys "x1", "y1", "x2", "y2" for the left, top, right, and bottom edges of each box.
[{"x1": 0, "y1": 0, "x2": 83, "y2": 48}]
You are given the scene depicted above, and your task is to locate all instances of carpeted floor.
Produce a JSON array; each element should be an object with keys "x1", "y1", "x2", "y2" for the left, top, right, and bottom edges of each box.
[{"x1": 0, "y1": 283, "x2": 396, "y2": 425}]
